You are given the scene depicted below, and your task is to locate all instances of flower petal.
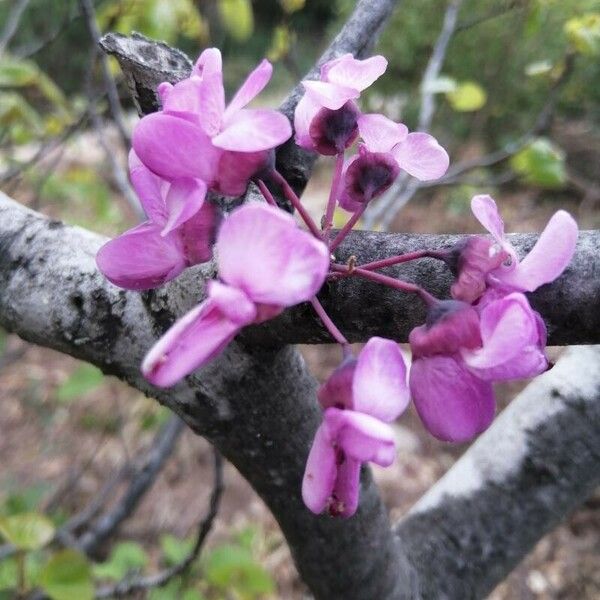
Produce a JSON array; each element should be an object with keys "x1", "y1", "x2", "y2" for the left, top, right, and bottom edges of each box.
[
  {"x1": 330, "y1": 457, "x2": 361, "y2": 518},
  {"x1": 193, "y1": 47, "x2": 222, "y2": 78},
  {"x1": 496, "y1": 210, "x2": 578, "y2": 292},
  {"x1": 325, "y1": 408, "x2": 396, "y2": 467},
  {"x1": 409, "y1": 355, "x2": 495, "y2": 442},
  {"x1": 141, "y1": 283, "x2": 256, "y2": 387},
  {"x1": 224, "y1": 59, "x2": 273, "y2": 120},
  {"x1": 352, "y1": 337, "x2": 409, "y2": 421},
  {"x1": 317, "y1": 357, "x2": 356, "y2": 411},
  {"x1": 198, "y1": 72, "x2": 225, "y2": 136},
  {"x1": 96, "y1": 223, "x2": 186, "y2": 291},
  {"x1": 212, "y1": 108, "x2": 291, "y2": 152},
  {"x1": 392, "y1": 132, "x2": 449, "y2": 181},
  {"x1": 128, "y1": 150, "x2": 166, "y2": 224},
  {"x1": 302, "y1": 80, "x2": 359, "y2": 110},
  {"x1": 357, "y1": 113, "x2": 408, "y2": 152},
  {"x1": 302, "y1": 422, "x2": 337, "y2": 515},
  {"x1": 160, "y1": 77, "x2": 203, "y2": 115},
  {"x1": 214, "y1": 150, "x2": 270, "y2": 197},
  {"x1": 470, "y1": 194, "x2": 505, "y2": 244},
  {"x1": 132, "y1": 113, "x2": 219, "y2": 183},
  {"x1": 323, "y1": 54, "x2": 387, "y2": 92},
  {"x1": 162, "y1": 178, "x2": 207, "y2": 236},
  {"x1": 217, "y1": 203, "x2": 329, "y2": 306},
  {"x1": 293, "y1": 93, "x2": 321, "y2": 150},
  {"x1": 462, "y1": 293, "x2": 547, "y2": 380},
  {"x1": 179, "y1": 200, "x2": 219, "y2": 264}
]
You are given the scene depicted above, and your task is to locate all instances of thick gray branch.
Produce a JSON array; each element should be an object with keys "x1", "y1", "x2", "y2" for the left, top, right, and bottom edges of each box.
[
  {"x1": 0, "y1": 193, "x2": 414, "y2": 599},
  {"x1": 396, "y1": 345, "x2": 600, "y2": 598}
]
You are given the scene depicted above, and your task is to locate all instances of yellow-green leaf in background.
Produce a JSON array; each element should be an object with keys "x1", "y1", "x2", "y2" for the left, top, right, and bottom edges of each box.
[
  {"x1": 279, "y1": 0, "x2": 305, "y2": 14},
  {"x1": 446, "y1": 81, "x2": 487, "y2": 112},
  {"x1": 56, "y1": 364, "x2": 104, "y2": 404},
  {"x1": 39, "y1": 550, "x2": 93, "y2": 600},
  {"x1": 510, "y1": 138, "x2": 566, "y2": 188},
  {"x1": 0, "y1": 513, "x2": 54, "y2": 551},
  {"x1": 218, "y1": 0, "x2": 254, "y2": 42},
  {"x1": 565, "y1": 13, "x2": 600, "y2": 56},
  {"x1": 267, "y1": 25, "x2": 294, "y2": 62}
]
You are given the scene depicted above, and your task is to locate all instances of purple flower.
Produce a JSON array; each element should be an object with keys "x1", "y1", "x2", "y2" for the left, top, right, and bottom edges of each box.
[
  {"x1": 451, "y1": 195, "x2": 578, "y2": 301},
  {"x1": 409, "y1": 294, "x2": 547, "y2": 442},
  {"x1": 96, "y1": 152, "x2": 217, "y2": 291},
  {"x1": 294, "y1": 54, "x2": 387, "y2": 155},
  {"x1": 133, "y1": 48, "x2": 292, "y2": 197},
  {"x1": 339, "y1": 113, "x2": 449, "y2": 211},
  {"x1": 142, "y1": 203, "x2": 329, "y2": 387},
  {"x1": 302, "y1": 338, "x2": 409, "y2": 518}
]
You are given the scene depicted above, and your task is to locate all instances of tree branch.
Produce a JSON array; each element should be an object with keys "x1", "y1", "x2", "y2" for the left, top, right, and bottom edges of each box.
[
  {"x1": 396, "y1": 345, "x2": 600, "y2": 598},
  {"x1": 95, "y1": 448, "x2": 223, "y2": 598}
]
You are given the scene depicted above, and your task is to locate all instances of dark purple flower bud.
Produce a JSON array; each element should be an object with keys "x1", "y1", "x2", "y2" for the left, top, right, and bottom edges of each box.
[
  {"x1": 340, "y1": 146, "x2": 400, "y2": 210},
  {"x1": 309, "y1": 101, "x2": 360, "y2": 156},
  {"x1": 409, "y1": 300, "x2": 482, "y2": 359},
  {"x1": 449, "y1": 236, "x2": 508, "y2": 303}
]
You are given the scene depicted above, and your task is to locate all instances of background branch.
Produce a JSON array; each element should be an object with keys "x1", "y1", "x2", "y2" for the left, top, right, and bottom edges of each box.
[{"x1": 396, "y1": 345, "x2": 600, "y2": 598}]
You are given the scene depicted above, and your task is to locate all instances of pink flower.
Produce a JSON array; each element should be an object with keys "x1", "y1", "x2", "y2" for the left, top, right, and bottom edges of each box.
[
  {"x1": 409, "y1": 294, "x2": 547, "y2": 442},
  {"x1": 96, "y1": 152, "x2": 217, "y2": 290},
  {"x1": 302, "y1": 338, "x2": 409, "y2": 518},
  {"x1": 142, "y1": 203, "x2": 329, "y2": 387},
  {"x1": 133, "y1": 48, "x2": 292, "y2": 197},
  {"x1": 339, "y1": 113, "x2": 449, "y2": 211},
  {"x1": 294, "y1": 54, "x2": 387, "y2": 155},
  {"x1": 451, "y1": 195, "x2": 578, "y2": 301}
]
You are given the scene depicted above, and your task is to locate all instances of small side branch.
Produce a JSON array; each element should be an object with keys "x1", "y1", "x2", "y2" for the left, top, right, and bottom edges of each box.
[
  {"x1": 78, "y1": 416, "x2": 186, "y2": 555},
  {"x1": 95, "y1": 448, "x2": 224, "y2": 599}
]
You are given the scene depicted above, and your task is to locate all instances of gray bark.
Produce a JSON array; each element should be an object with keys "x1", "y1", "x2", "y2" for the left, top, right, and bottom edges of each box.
[
  {"x1": 1, "y1": 1, "x2": 599, "y2": 597},
  {"x1": 396, "y1": 345, "x2": 600, "y2": 599}
]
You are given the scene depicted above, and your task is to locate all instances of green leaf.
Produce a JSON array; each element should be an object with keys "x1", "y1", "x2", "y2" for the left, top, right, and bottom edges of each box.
[
  {"x1": 510, "y1": 138, "x2": 566, "y2": 188},
  {"x1": 267, "y1": 25, "x2": 294, "y2": 62},
  {"x1": 565, "y1": 13, "x2": 600, "y2": 56},
  {"x1": 0, "y1": 328, "x2": 6, "y2": 357},
  {"x1": 92, "y1": 541, "x2": 148, "y2": 581},
  {"x1": 279, "y1": 0, "x2": 305, "y2": 13},
  {"x1": 0, "y1": 513, "x2": 54, "y2": 551},
  {"x1": 39, "y1": 550, "x2": 93, "y2": 600},
  {"x1": 160, "y1": 534, "x2": 195, "y2": 567},
  {"x1": 0, "y1": 558, "x2": 18, "y2": 590},
  {"x1": 204, "y1": 545, "x2": 274, "y2": 599},
  {"x1": 446, "y1": 81, "x2": 487, "y2": 112},
  {"x1": 218, "y1": 0, "x2": 254, "y2": 42},
  {"x1": 56, "y1": 364, "x2": 104, "y2": 403}
]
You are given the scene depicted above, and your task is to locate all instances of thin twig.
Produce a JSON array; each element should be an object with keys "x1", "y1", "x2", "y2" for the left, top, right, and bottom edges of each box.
[
  {"x1": 455, "y1": 0, "x2": 523, "y2": 34},
  {"x1": 95, "y1": 448, "x2": 224, "y2": 599},
  {"x1": 363, "y1": 0, "x2": 462, "y2": 230},
  {"x1": 0, "y1": 0, "x2": 31, "y2": 56},
  {"x1": 78, "y1": 0, "x2": 130, "y2": 148},
  {"x1": 78, "y1": 416, "x2": 186, "y2": 555}
]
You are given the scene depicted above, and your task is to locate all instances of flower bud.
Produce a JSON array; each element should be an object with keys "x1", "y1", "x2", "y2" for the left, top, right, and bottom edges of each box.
[{"x1": 309, "y1": 101, "x2": 360, "y2": 156}]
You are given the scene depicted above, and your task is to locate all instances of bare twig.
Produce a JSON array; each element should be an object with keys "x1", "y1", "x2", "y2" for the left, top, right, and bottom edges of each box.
[
  {"x1": 95, "y1": 449, "x2": 224, "y2": 599},
  {"x1": 455, "y1": 0, "x2": 524, "y2": 34},
  {"x1": 0, "y1": 0, "x2": 30, "y2": 56},
  {"x1": 364, "y1": 0, "x2": 462, "y2": 229},
  {"x1": 78, "y1": 0, "x2": 131, "y2": 149},
  {"x1": 78, "y1": 416, "x2": 186, "y2": 555}
]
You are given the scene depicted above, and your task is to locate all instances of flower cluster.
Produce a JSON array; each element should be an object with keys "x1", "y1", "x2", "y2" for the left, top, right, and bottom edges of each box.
[{"x1": 96, "y1": 49, "x2": 578, "y2": 519}]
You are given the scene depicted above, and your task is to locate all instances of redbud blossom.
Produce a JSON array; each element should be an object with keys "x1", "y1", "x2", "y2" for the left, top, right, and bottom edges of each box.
[
  {"x1": 96, "y1": 151, "x2": 217, "y2": 290},
  {"x1": 142, "y1": 203, "x2": 329, "y2": 387},
  {"x1": 303, "y1": 338, "x2": 409, "y2": 518},
  {"x1": 409, "y1": 294, "x2": 548, "y2": 442},
  {"x1": 294, "y1": 54, "x2": 387, "y2": 155},
  {"x1": 133, "y1": 48, "x2": 291, "y2": 197}
]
